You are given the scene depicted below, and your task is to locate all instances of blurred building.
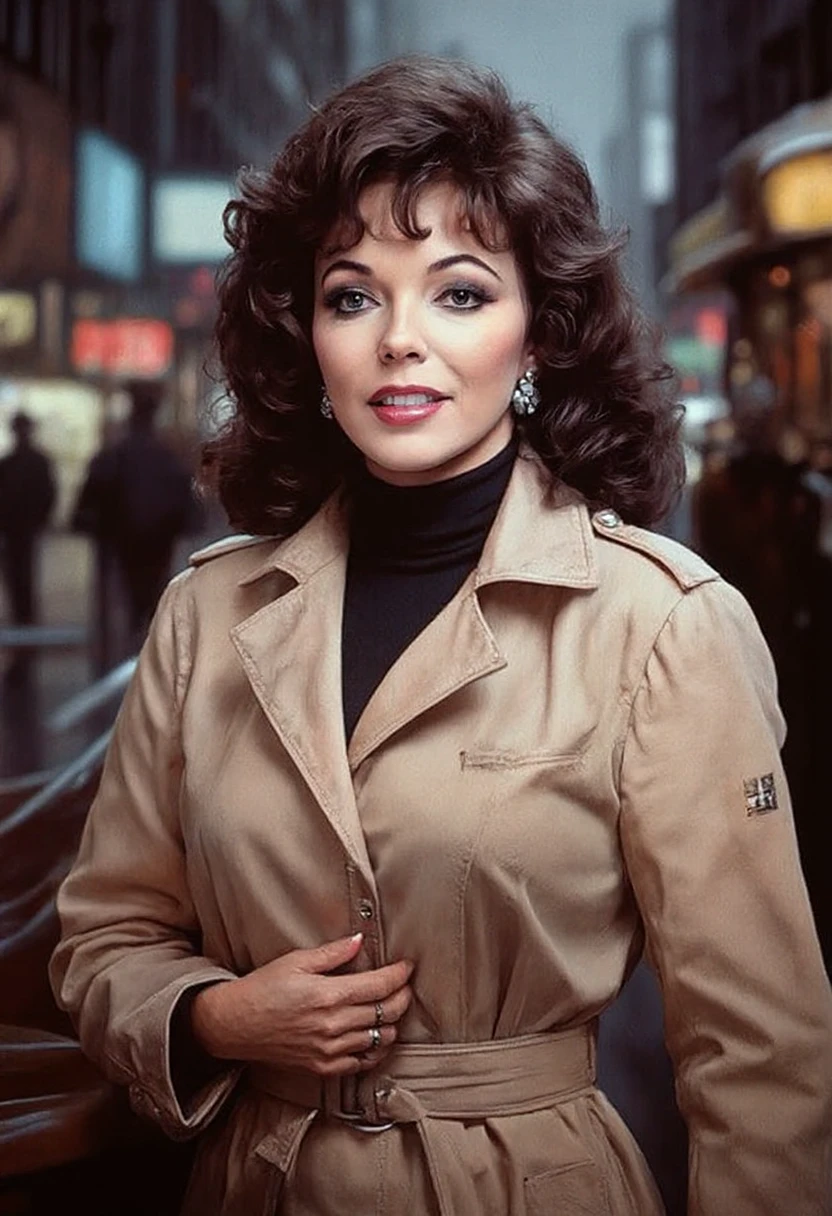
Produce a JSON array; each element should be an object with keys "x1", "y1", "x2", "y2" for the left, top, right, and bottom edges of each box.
[
  {"x1": 603, "y1": 18, "x2": 731, "y2": 522},
  {"x1": 667, "y1": 0, "x2": 832, "y2": 451},
  {"x1": 603, "y1": 20, "x2": 675, "y2": 318},
  {"x1": 0, "y1": 0, "x2": 405, "y2": 519},
  {"x1": 675, "y1": 0, "x2": 832, "y2": 225}
]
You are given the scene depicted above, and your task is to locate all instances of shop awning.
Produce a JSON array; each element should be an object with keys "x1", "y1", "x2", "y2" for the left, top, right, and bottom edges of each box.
[
  {"x1": 665, "y1": 94, "x2": 832, "y2": 296},
  {"x1": 663, "y1": 199, "x2": 753, "y2": 294}
]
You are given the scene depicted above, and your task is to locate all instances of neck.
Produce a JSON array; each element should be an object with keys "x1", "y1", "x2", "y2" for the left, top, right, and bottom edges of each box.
[{"x1": 348, "y1": 435, "x2": 518, "y2": 571}]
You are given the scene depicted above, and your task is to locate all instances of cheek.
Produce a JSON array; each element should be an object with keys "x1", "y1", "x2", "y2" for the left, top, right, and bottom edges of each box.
[
  {"x1": 312, "y1": 319, "x2": 360, "y2": 383},
  {"x1": 311, "y1": 312, "x2": 336, "y2": 366},
  {"x1": 452, "y1": 319, "x2": 527, "y2": 386}
]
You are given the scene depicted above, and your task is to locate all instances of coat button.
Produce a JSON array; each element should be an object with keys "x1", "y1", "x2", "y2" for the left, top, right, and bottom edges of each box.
[
  {"x1": 358, "y1": 900, "x2": 374, "y2": 920},
  {"x1": 595, "y1": 508, "x2": 621, "y2": 528}
]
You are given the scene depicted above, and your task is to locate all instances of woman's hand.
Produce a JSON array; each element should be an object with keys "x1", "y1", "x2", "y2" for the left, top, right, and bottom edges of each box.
[{"x1": 190, "y1": 933, "x2": 414, "y2": 1076}]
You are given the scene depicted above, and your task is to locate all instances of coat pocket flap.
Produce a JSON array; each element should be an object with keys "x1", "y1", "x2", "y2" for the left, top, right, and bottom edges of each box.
[{"x1": 524, "y1": 1159, "x2": 608, "y2": 1215}]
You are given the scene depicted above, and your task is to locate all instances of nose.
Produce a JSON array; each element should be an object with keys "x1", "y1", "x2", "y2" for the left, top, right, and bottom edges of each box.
[{"x1": 377, "y1": 303, "x2": 427, "y2": 364}]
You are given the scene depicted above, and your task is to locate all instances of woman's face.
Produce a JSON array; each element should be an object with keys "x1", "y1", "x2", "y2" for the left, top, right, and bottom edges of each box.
[{"x1": 312, "y1": 180, "x2": 534, "y2": 486}]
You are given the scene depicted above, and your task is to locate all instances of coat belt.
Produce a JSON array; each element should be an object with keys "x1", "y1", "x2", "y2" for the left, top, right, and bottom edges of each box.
[{"x1": 250, "y1": 1024, "x2": 597, "y2": 1216}]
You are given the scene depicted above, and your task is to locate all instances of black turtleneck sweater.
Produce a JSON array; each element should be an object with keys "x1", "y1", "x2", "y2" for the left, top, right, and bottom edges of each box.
[{"x1": 342, "y1": 437, "x2": 518, "y2": 741}]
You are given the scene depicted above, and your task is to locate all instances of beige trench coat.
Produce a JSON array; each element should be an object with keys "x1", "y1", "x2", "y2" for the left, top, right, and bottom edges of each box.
[{"x1": 51, "y1": 450, "x2": 832, "y2": 1216}]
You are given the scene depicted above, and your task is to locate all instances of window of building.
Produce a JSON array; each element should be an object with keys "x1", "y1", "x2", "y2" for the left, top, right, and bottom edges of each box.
[
  {"x1": 11, "y1": 0, "x2": 34, "y2": 63},
  {"x1": 809, "y1": 0, "x2": 832, "y2": 99},
  {"x1": 0, "y1": 0, "x2": 11, "y2": 50},
  {"x1": 37, "y1": 0, "x2": 69, "y2": 92},
  {"x1": 759, "y1": 27, "x2": 806, "y2": 126}
]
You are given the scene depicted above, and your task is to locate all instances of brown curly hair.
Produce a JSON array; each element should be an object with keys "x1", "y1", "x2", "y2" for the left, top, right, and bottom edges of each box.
[{"x1": 208, "y1": 56, "x2": 683, "y2": 534}]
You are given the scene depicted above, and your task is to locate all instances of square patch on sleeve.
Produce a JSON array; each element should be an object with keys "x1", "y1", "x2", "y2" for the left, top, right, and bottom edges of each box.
[{"x1": 744, "y1": 773, "x2": 778, "y2": 815}]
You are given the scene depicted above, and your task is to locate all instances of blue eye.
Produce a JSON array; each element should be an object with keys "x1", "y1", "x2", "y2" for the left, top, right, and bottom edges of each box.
[{"x1": 325, "y1": 288, "x2": 372, "y2": 315}]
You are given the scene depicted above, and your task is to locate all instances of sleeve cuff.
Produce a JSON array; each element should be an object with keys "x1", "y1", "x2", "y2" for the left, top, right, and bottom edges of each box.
[{"x1": 107, "y1": 967, "x2": 243, "y2": 1140}]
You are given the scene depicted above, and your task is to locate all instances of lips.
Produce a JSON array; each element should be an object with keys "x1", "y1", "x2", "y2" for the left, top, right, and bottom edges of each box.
[
  {"x1": 368, "y1": 385, "x2": 448, "y2": 406},
  {"x1": 367, "y1": 385, "x2": 449, "y2": 427}
]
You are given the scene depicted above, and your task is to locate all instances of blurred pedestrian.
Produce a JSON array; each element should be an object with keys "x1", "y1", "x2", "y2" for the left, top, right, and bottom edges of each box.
[
  {"x1": 0, "y1": 410, "x2": 56, "y2": 629},
  {"x1": 72, "y1": 381, "x2": 197, "y2": 654}
]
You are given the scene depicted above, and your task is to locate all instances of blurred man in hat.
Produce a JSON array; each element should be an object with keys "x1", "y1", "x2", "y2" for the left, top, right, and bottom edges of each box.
[{"x1": 72, "y1": 382, "x2": 198, "y2": 659}]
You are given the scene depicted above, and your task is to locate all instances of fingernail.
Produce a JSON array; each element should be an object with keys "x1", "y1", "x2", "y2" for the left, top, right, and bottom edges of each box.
[{"x1": 351, "y1": 932, "x2": 364, "y2": 944}]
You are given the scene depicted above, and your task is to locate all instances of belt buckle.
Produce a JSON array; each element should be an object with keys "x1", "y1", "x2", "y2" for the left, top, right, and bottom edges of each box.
[{"x1": 332, "y1": 1110, "x2": 396, "y2": 1134}]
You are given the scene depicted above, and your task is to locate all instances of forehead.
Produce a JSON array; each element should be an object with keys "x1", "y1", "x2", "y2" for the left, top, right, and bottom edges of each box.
[{"x1": 319, "y1": 179, "x2": 510, "y2": 257}]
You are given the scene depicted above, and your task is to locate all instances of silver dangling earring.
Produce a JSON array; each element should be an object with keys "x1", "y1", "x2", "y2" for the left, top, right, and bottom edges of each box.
[
  {"x1": 320, "y1": 389, "x2": 334, "y2": 419},
  {"x1": 511, "y1": 368, "x2": 540, "y2": 416}
]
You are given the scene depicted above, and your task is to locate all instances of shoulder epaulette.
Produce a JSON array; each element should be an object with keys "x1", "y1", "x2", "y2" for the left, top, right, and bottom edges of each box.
[
  {"x1": 188, "y1": 533, "x2": 274, "y2": 567},
  {"x1": 590, "y1": 509, "x2": 718, "y2": 591}
]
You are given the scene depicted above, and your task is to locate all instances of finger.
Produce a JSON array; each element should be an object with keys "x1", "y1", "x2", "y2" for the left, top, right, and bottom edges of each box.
[
  {"x1": 316, "y1": 1046, "x2": 395, "y2": 1078},
  {"x1": 338, "y1": 986, "x2": 412, "y2": 1033},
  {"x1": 326, "y1": 1025, "x2": 398, "y2": 1061},
  {"x1": 297, "y1": 933, "x2": 364, "y2": 975},
  {"x1": 334, "y1": 959, "x2": 414, "y2": 1005},
  {"x1": 354, "y1": 1047, "x2": 394, "y2": 1073}
]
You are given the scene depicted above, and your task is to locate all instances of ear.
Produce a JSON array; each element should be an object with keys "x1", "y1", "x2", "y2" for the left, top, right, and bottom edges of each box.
[{"x1": 521, "y1": 343, "x2": 538, "y2": 374}]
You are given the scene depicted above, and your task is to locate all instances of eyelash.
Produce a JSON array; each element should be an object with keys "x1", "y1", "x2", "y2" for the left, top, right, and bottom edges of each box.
[
  {"x1": 322, "y1": 281, "x2": 495, "y2": 316},
  {"x1": 438, "y1": 282, "x2": 494, "y2": 310},
  {"x1": 323, "y1": 288, "x2": 372, "y2": 315}
]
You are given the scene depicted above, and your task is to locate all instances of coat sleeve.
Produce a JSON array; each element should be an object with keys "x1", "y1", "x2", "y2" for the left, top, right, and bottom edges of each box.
[
  {"x1": 49, "y1": 573, "x2": 242, "y2": 1140},
  {"x1": 618, "y1": 577, "x2": 832, "y2": 1216}
]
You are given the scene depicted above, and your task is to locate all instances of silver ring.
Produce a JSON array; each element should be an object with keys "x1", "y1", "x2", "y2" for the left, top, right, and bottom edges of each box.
[
  {"x1": 368, "y1": 1026, "x2": 382, "y2": 1051},
  {"x1": 374, "y1": 1001, "x2": 384, "y2": 1027}
]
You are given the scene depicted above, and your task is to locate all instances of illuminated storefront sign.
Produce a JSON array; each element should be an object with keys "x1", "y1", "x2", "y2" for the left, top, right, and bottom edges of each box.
[
  {"x1": 76, "y1": 130, "x2": 145, "y2": 281},
  {"x1": 763, "y1": 151, "x2": 832, "y2": 236},
  {"x1": 70, "y1": 318, "x2": 174, "y2": 377},
  {"x1": 151, "y1": 176, "x2": 234, "y2": 263},
  {"x1": 0, "y1": 292, "x2": 37, "y2": 348}
]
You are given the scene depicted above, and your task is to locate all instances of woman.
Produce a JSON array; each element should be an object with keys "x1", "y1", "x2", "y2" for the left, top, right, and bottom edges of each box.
[{"x1": 50, "y1": 58, "x2": 832, "y2": 1215}]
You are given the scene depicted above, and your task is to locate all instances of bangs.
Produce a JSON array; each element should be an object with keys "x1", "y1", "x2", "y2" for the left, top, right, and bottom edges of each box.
[{"x1": 317, "y1": 171, "x2": 512, "y2": 256}]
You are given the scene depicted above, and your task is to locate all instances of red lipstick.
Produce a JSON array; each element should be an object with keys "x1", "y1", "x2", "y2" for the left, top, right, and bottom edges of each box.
[{"x1": 368, "y1": 385, "x2": 449, "y2": 426}]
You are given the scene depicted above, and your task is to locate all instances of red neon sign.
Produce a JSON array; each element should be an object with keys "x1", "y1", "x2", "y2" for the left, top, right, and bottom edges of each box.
[{"x1": 71, "y1": 318, "x2": 174, "y2": 376}]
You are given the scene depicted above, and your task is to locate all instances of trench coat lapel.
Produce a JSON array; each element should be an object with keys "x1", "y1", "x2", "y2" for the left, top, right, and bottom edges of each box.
[
  {"x1": 229, "y1": 452, "x2": 598, "y2": 854},
  {"x1": 230, "y1": 496, "x2": 376, "y2": 889},
  {"x1": 347, "y1": 450, "x2": 599, "y2": 770},
  {"x1": 346, "y1": 574, "x2": 505, "y2": 770}
]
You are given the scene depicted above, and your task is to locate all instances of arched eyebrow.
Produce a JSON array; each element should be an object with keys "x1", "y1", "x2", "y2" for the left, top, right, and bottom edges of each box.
[
  {"x1": 319, "y1": 252, "x2": 503, "y2": 288},
  {"x1": 428, "y1": 254, "x2": 502, "y2": 281},
  {"x1": 320, "y1": 259, "x2": 371, "y2": 287}
]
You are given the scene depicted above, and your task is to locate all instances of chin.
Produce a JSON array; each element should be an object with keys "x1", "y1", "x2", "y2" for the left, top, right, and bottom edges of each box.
[{"x1": 364, "y1": 442, "x2": 484, "y2": 487}]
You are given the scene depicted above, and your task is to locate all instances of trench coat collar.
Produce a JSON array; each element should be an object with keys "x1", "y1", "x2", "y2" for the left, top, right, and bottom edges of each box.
[
  {"x1": 237, "y1": 448, "x2": 599, "y2": 593},
  {"x1": 230, "y1": 448, "x2": 597, "y2": 884}
]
